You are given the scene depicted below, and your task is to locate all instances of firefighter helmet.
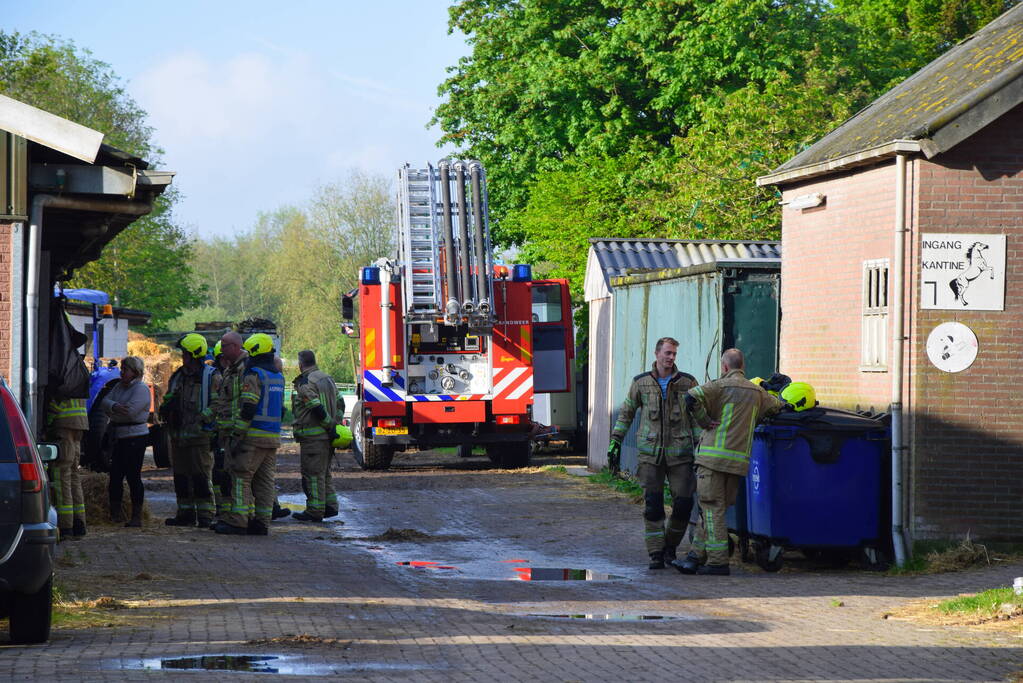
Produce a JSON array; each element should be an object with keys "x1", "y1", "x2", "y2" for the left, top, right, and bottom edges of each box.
[
  {"x1": 177, "y1": 333, "x2": 208, "y2": 360},
  {"x1": 780, "y1": 381, "x2": 817, "y2": 412},
  {"x1": 749, "y1": 376, "x2": 765, "y2": 388},
  {"x1": 333, "y1": 424, "x2": 353, "y2": 449},
  {"x1": 243, "y1": 333, "x2": 274, "y2": 356},
  {"x1": 213, "y1": 340, "x2": 222, "y2": 357}
]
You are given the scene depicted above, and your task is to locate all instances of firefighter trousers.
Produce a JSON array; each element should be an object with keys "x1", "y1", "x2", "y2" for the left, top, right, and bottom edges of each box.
[
  {"x1": 637, "y1": 459, "x2": 695, "y2": 556},
  {"x1": 223, "y1": 442, "x2": 277, "y2": 529},
  {"x1": 169, "y1": 441, "x2": 214, "y2": 520},
  {"x1": 299, "y1": 439, "x2": 337, "y2": 517},
  {"x1": 51, "y1": 427, "x2": 86, "y2": 529},
  {"x1": 691, "y1": 464, "x2": 741, "y2": 566}
]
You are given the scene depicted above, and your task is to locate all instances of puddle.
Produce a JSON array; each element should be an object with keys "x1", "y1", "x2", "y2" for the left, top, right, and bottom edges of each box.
[
  {"x1": 513, "y1": 567, "x2": 625, "y2": 581},
  {"x1": 122, "y1": 654, "x2": 334, "y2": 675},
  {"x1": 525, "y1": 613, "x2": 697, "y2": 621}
]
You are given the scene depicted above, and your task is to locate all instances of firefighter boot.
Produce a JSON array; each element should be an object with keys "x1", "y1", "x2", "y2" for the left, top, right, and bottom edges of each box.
[
  {"x1": 292, "y1": 511, "x2": 324, "y2": 523},
  {"x1": 213, "y1": 521, "x2": 247, "y2": 535},
  {"x1": 247, "y1": 518, "x2": 269, "y2": 536},
  {"x1": 125, "y1": 506, "x2": 142, "y2": 528},
  {"x1": 165, "y1": 509, "x2": 197, "y2": 527},
  {"x1": 696, "y1": 564, "x2": 730, "y2": 576},
  {"x1": 648, "y1": 550, "x2": 665, "y2": 570},
  {"x1": 72, "y1": 519, "x2": 87, "y2": 537},
  {"x1": 673, "y1": 552, "x2": 703, "y2": 575},
  {"x1": 323, "y1": 505, "x2": 339, "y2": 519},
  {"x1": 271, "y1": 500, "x2": 290, "y2": 520}
]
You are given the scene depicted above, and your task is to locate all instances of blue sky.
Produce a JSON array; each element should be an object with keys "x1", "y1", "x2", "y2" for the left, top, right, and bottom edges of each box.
[{"x1": 6, "y1": 1, "x2": 469, "y2": 237}]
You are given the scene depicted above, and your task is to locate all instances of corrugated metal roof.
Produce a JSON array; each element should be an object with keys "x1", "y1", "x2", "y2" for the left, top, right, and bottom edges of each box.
[
  {"x1": 584, "y1": 238, "x2": 781, "y2": 301},
  {"x1": 765, "y1": 4, "x2": 1023, "y2": 181}
]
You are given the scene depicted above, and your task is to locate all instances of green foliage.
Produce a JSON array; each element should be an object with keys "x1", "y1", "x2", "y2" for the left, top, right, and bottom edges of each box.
[
  {"x1": 436, "y1": 0, "x2": 1017, "y2": 320},
  {"x1": 188, "y1": 171, "x2": 393, "y2": 383},
  {"x1": 1, "y1": 30, "x2": 203, "y2": 328},
  {"x1": 937, "y1": 586, "x2": 1022, "y2": 614},
  {"x1": 69, "y1": 190, "x2": 203, "y2": 330},
  {"x1": 0, "y1": 31, "x2": 156, "y2": 159}
]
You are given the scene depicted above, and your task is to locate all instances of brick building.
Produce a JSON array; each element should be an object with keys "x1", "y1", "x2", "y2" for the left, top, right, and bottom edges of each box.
[
  {"x1": 759, "y1": 6, "x2": 1023, "y2": 543},
  {"x1": 0, "y1": 94, "x2": 172, "y2": 431}
]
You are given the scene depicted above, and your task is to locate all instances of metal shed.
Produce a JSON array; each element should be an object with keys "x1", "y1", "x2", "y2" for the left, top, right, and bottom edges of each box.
[{"x1": 584, "y1": 239, "x2": 781, "y2": 473}]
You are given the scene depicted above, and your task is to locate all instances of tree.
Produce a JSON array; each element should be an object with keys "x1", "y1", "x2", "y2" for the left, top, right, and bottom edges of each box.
[{"x1": 0, "y1": 31, "x2": 202, "y2": 328}]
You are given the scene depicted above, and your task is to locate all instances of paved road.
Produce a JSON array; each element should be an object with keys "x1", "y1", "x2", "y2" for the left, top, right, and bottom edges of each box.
[{"x1": 3, "y1": 449, "x2": 1021, "y2": 681}]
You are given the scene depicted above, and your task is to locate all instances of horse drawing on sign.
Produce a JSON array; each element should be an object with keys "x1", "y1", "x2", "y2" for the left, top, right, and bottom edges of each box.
[{"x1": 948, "y1": 242, "x2": 993, "y2": 306}]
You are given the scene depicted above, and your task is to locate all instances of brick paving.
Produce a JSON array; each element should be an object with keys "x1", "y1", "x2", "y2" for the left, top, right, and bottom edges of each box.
[{"x1": 1, "y1": 450, "x2": 1020, "y2": 681}]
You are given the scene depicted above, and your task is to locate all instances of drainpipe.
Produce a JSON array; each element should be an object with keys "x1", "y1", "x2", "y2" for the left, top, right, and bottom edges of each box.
[
  {"x1": 890, "y1": 154, "x2": 909, "y2": 568},
  {"x1": 375, "y1": 258, "x2": 394, "y2": 386},
  {"x1": 25, "y1": 194, "x2": 152, "y2": 430}
]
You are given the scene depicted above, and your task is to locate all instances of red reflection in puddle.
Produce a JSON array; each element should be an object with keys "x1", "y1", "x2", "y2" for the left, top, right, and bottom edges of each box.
[{"x1": 396, "y1": 561, "x2": 460, "y2": 572}]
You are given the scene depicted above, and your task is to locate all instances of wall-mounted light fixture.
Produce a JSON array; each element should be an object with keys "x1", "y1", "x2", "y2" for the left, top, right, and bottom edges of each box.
[{"x1": 782, "y1": 193, "x2": 825, "y2": 210}]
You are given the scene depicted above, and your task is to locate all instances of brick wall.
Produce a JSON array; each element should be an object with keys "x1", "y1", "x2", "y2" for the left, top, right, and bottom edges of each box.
[
  {"x1": 908, "y1": 103, "x2": 1023, "y2": 541},
  {"x1": 0, "y1": 222, "x2": 11, "y2": 382},
  {"x1": 779, "y1": 163, "x2": 897, "y2": 411},
  {"x1": 780, "y1": 102, "x2": 1023, "y2": 542}
]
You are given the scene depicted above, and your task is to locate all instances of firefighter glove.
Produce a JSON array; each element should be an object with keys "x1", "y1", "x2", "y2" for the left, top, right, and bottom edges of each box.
[{"x1": 607, "y1": 439, "x2": 622, "y2": 476}]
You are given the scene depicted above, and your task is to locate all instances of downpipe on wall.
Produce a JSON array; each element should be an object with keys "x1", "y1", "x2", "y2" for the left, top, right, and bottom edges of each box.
[{"x1": 890, "y1": 153, "x2": 909, "y2": 568}]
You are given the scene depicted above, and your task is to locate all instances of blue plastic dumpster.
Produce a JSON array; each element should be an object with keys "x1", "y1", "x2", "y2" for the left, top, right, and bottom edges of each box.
[{"x1": 745, "y1": 407, "x2": 889, "y2": 571}]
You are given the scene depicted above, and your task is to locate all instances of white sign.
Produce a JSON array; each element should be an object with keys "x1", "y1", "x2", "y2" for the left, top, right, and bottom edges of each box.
[
  {"x1": 920, "y1": 234, "x2": 1005, "y2": 310},
  {"x1": 925, "y1": 322, "x2": 978, "y2": 373}
]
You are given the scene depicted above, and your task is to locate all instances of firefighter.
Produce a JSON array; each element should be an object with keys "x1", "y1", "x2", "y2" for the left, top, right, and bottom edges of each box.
[
  {"x1": 675, "y1": 348, "x2": 784, "y2": 576},
  {"x1": 160, "y1": 333, "x2": 217, "y2": 527},
  {"x1": 608, "y1": 336, "x2": 699, "y2": 569},
  {"x1": 214, "y1": 333, "x2": 284, "y2": 536},
  {"x1": 204, "y1": 341, "x2": 233, "y2": 525},
  {"x1": 290, "y1": 350, "x2": 340, "y2": 522},
  {"x1": 45, "y1": 396, "x2": 88, "y2": 539}
]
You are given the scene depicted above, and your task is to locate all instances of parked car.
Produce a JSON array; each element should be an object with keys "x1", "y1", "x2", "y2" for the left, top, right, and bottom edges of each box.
[{"x1": 0, "y1": 375, "x2": 59, "y2": 644}]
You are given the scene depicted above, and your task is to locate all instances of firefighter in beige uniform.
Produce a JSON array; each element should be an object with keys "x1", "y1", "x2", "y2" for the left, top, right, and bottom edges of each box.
[
  {"x1": 214, "y1": 333, "x2": 283, "y2": 536},
  {"x1": 46, "y1": 397, "x2": 89, "y2": 538},
  {"x1": 290, "y1": 350, "x2": 340, "y2": 522},
  {"x1": 608, "y1": 336, "x2": 699, "y2": 569},
  {"x1": 675, "y1": 348, "x2": 783, "y2": 575}
]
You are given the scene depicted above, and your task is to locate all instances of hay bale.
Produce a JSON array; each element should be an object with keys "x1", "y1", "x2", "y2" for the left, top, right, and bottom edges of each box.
[
  {"x1": 80, "y1": 471, "x2": 151, "y2": 525},
  {"x1": 926, "y1": 537, "x2": 990, "y2": 573}
]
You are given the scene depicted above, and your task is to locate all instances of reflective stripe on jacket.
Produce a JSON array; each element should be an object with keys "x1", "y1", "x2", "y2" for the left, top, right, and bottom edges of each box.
[
  {"x1": 688, "y1": 369, "x2": 783, "y2": 476},
  {"x1": 47, "y1": 398, "x2": 88, "y2": 430}
]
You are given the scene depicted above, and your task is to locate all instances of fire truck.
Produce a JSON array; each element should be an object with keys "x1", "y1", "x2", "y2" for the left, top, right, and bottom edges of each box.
[{"x1": 342, "y1": 160, "x2": 573, "y2": 470}]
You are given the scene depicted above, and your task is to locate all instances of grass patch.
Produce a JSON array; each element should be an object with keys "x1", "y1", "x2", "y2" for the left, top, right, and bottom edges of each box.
[
  {"x1": 888, "y1": 537, "x2": 1021, "y2": 575},
  {"x1": 588, "y1": 468, "x2": 676, "y2": 505},
  {"x1": 542, "y1": 465, "x2": 567, "y2": 474},
  {"x1": 50, "y1": 581, "x2": 134, "y2": 630},
  {"x1": 937, "y1": 587, "x2": 1023, "y2": 616}
]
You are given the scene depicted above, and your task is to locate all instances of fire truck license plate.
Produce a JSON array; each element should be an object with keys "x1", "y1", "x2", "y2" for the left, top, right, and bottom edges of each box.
[{"x1": 375, "y1": 427, "x2": 408, "y2": 436}]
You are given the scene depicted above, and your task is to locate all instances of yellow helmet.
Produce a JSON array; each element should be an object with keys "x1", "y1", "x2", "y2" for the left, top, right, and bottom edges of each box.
[
  {"x1": 243, "y1": 333, "x2": 274, "y2": 356},
  {"x1": 749, "y1": 376, "x2": 765, "y2": 388},
  {"x1": 213, "y1": 340, "x2": 222, "y2": 357},
  {"x1": 332, "y1": 424, "x2": 353, "y2": 449},
  {"x1": 780, "y1": 381, "x2": 817, "y2": 412},
  {"x1": 177, "y1": 333, "x2": 208, "y2": 360}
]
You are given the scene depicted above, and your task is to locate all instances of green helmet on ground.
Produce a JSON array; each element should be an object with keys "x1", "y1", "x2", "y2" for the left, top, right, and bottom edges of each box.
[{"x1": 780, "y1": 381, "x2": 817, "y2": 411}]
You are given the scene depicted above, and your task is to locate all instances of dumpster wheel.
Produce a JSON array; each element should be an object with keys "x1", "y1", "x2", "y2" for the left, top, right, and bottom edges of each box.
[{"x1": 753, "y1": 541, "x2": 784, "y2": 572}]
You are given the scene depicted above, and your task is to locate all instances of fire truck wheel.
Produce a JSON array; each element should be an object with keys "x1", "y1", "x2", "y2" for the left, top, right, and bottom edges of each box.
[
  {"x1": 487, "y1": 441, "x2": 532, "y2": 469},
  {"x1": 350, "y1": 401, "x2": 395, "y2": 471}
]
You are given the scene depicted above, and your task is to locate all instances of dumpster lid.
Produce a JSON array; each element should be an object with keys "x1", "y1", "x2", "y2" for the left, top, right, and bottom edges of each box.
[{"x1": 763, "y1": 406, "x2": 888, "y2": 433}]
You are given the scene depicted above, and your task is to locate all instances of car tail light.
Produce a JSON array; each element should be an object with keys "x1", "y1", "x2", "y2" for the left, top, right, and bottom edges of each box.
[
  {"x1": 0, "y1": 387, "x2": 43, "y2": 493},
  {"x1": 377, "y1": 418, "x2": 402, "y2": 429},
  {"x1": 496, "y1": 415, "x2": 521, "y2": 425}
]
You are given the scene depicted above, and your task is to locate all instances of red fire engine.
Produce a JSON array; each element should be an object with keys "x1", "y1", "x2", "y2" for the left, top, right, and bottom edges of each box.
[{"x1": 342, "y1": 160, "x2": 573, "y2": 470}]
